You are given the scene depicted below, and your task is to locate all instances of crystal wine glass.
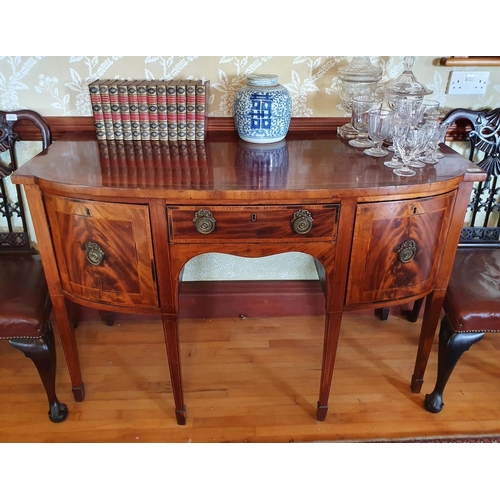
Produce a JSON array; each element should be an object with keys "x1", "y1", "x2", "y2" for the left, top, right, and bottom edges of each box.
[
  {"x1": 364, "y1": 109, "x2": 394, "y2": 157},
  {"x1": 419, "y1": 99, "x2": 440, "y2": 122},
  {"x1": 393, "y1": 96, "x2": 424, "y2": 124},
  {"x1": 348, "y1": 95, "x2": 382, "y2": 148},
  {"x1": 433, "y1": 120, "x2": 448, "y2": 159},
  {"x1": 392, "y1": 120, "x2": 421, "y2": 177},
  {"x1": 393, "y1": 96, "x2": 431, "y2": 168},
  {"x1": 420, "y1": 120, "x2": 449, "y2": 164},
  {"x1": 408, "y1": 119, "x2": 436, "y2": 169}
]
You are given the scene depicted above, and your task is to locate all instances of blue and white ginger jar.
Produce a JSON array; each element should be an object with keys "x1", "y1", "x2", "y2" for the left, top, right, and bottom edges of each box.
[{"x1": 234, "y1": 74, "x2": 292, "y2": 144}]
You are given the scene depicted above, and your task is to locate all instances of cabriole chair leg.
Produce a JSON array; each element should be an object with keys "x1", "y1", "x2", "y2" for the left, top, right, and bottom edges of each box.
[
  {"x1": 424, "y1": 317, "x2": 484, "y2": 414},
  {"x1": 9, "y1": 324, "x2": 68, "y2": 423}
]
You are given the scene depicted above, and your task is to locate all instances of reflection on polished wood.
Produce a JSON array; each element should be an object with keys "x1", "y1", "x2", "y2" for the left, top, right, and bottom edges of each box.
[{"x1": 2, "y1": 313, "x2": 500, "y2": 443}]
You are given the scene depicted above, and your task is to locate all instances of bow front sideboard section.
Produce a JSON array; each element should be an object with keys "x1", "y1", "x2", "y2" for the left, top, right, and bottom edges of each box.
[{"x1": 11, "y1": 131, "x2": 486, "y2": 425}]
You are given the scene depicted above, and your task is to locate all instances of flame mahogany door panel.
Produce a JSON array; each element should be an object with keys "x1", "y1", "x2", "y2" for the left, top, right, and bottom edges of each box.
[
  {"x1": 346, "y1": 191, "x2": 455, "y2": 306},
  {"x1": 44, "y1": 194, "x2": 158, "y2": 308}
]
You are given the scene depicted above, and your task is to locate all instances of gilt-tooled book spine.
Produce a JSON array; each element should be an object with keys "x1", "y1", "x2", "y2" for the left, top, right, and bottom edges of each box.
[
  {"x1": 176, "y1": 80, "x2": 189, "y2": 141},
  {"x1": 127, "y1": 80, "x2": 141, "y2": 140},
  {"x1": 118, "y1": 81, "x2": 133, "y2": 141},
  {"x1": 156, "y1": 80, "x2": 169, "y2": 141},
  {"x1": 147, "y1": 80, "x2": 160, "y2": 141},
  {"x1": 137, "y1": 80, "x2": 150, "y2": 141},
  {"x1": 89, "y1": 79, "x2": 106, "y2": 140},
  {"x1": 166, "y1": 79, "x2": 178, "y2": 141},
  {"x1": 186, "y1": 80, "x2": 197, "y2": 141},
  {"x1": 99, "y1": 79, "x2": 115, "y2": 140},
  {"x1": 108, "y1": 80, "x2": 122, "y2": 140},
  {"x1": 195, "y1": 79, "x2": 209, "y2": 140}
]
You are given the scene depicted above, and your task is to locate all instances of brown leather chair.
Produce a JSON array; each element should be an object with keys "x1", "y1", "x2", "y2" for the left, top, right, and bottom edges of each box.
[
  {"x1": 424, "y1": 107, "x2": 500, "y2": 413},
  {"x1": 0, "y1": 109, "x2": 67, "y2": 422}
]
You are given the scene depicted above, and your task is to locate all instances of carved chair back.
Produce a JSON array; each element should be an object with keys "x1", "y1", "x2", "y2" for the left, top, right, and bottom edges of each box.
[
  {"x1": 0, "y1": 110, "x2": 52, "y2": 252},
  {"x1": 0, "y1": 110, "x2": 67, "y2": 422},
  {"x1": 442, "y1": 107, "x2": 500, "y2": 246},
  {"x1": 423, "y1": 107, "x2": 500, "y2": 413}
]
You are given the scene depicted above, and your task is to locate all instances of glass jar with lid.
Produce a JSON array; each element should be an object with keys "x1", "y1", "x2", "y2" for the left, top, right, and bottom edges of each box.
[
  {"x1": 384, "y1": 56, "x2": 433, "y2": 109},
  {"x1": 337, "y1": 57, "x2": 383, "y2": 140}
]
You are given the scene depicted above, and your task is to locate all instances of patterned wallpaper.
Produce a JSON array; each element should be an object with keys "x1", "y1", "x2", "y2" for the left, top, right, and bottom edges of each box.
[
  {"x1": 1, "y1": 56, "x2": 499, "y2": 117},
  {"x1": 1, "y1": 56, "x2": 499, "y2": 281}
]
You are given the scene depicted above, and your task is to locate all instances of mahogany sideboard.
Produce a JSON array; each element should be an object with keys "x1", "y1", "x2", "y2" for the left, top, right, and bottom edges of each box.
[{"x1": 11, "y1": 131, "x2": 486, "y2": 425}]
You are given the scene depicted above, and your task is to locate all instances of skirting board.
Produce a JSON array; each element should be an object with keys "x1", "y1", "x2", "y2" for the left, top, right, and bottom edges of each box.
[{"x1": 69, "y1": 280, "x2": 416, "y2": 322}]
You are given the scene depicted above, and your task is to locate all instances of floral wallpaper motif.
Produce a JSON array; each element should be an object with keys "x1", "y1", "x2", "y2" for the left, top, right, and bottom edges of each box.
[
  {"x1": 2, "y1": 56, "x2": 499, "y2": 117},
  {"x1": 1, "y1": 56, "x2": 499, "y2": 281}
]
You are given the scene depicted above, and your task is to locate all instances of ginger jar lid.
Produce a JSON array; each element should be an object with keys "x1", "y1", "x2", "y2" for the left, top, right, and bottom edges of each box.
[{"x1": 247, "y1": 74, "x2": 280, "y2": 86}]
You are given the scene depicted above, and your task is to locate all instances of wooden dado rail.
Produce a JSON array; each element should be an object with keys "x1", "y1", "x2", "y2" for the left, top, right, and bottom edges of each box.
[{"x1": 13, "y1": 116, "x2": 470, "y2": 142}]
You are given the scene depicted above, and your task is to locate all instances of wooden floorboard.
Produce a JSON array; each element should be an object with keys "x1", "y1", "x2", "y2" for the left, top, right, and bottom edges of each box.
[{"x1": 1, "y1": 311, "x2": 500, "y2": 443}]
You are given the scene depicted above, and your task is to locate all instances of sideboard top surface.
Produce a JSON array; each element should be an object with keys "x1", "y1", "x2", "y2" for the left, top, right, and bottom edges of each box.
[{"x1": 12, "y1": 131, "x2": 485, "y2": 203}]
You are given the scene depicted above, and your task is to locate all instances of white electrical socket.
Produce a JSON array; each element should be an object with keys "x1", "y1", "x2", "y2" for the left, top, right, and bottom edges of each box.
[{"x1": 447, "y1": 70, "x2": 490, "y2": 95}]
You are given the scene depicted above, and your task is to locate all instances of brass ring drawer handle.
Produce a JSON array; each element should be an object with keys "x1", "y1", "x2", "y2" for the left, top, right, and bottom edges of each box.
[
  {"x1": 84, "y1": 241, "x2": 106, "y2": 266},
  {"x1": 193, "y1": 209, "x2": 216, "y2": 234},
  {"x1": 291, "y1": 209, "x2": 314, "y2": 234},
  {"x1": 397, "y1": 239, "x2": 417, "y2": 263}
]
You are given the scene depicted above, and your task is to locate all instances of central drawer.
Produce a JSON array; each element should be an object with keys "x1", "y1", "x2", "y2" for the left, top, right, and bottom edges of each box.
[{"x1": 168, "y1": 205, "x2": 339, "y2": 243}]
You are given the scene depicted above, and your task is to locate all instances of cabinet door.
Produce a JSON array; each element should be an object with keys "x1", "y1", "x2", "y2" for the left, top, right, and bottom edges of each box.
[
  {"x1": 44, "y1": 194, "x2": 158, "y2": 308},
  {"x1": 345, "y1": 192, "x2": 455, "y2": 306}
]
